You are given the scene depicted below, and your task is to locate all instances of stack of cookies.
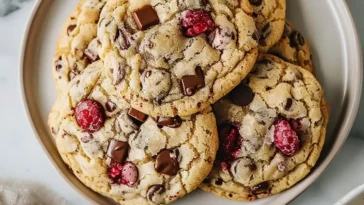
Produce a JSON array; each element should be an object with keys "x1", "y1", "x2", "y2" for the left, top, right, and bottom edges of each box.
[{"x1": 48, "y1": 0, "x2": 329, "y2": 204}]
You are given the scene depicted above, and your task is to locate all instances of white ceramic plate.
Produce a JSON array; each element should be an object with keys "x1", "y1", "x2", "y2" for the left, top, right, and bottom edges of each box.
[
  {"x1": 335, "y1": 184, "x2": 364, "y2": 205},
  {"x1": 20, "y1": 0, "x2": 362, "y2": 204}
]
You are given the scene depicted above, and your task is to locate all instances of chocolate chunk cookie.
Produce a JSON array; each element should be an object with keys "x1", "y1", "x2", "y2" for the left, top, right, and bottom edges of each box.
[
  {"x1": 97, "y1": 0, "x2": 260, "y2": 117},
  {"x1": 48, "y1": 61, "x2": 219, "y2": 205},
  {"x1": 53, "y1": 0, "x2": 106, "y2": 93},
  {"x1": 200, "y1": 54, "x2": 329, "y2": 201},
  {"x1": 269, "y1": 21, "x2": 314, "y2": 73}
]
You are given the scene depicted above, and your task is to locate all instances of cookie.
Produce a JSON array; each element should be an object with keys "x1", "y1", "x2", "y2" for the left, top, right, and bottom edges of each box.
[
  {"x1": 97, "y1": 0, "x2": 260, "y2": 117},
  {"x1": 48, "y1": 61, "x2": 219, "y2": 205},
  {"x1": 53, "y1": 0, "x2": 106, "y2": 93},
  {"x1": 269, "y1": 21, "x2": 314, "y2": 73},
  {"x1": 200, "y1": 54, "x2": 329, "y2": 201},
  {"x1": 242, "y1": 0, "x2": 286, "y2": 52}
]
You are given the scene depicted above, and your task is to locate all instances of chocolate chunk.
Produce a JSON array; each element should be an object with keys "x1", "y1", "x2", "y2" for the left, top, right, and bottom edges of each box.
[
  {"x1": 155, "y1": 150, "x2": 179, "y2": 175},
  {"x1": 251, "y1": 182, "x2": 270, "y2": 195},
  {"x1": 55, "y1": 58, "x2": 63, "y2": 71},
  {"x1": 147, "y1": 185, "x2": 166, "y2": 203},
  {"x1": 285, "y1": 98, "x2": 293, "y2": 111},
  {"x1": 249, "y1": 0, "x2": 262, "y2": 6},
  {"x1": 132, "y1": 5, "x2": 160, "y2": 30},
  {"x1": 230, "y1": 84, "x2": 254, "y2": 106},
  {"x1": 252, "y1": 31, "x2": 260, "y2": 42},
  {"x1": 127, "y1": 108, "x2": 148, "y2": 125},
  {"x1": 290, "y1": 31, "x2": 305, "y2": 47},
  {"x1": 154, "y1": 116, "x2": 182, "y2": 128},
  {"x1": 105, "y1": 100, "x2": 117, "y2": 112},
  {"x1": 114, "y1": 29, "x2": 130, "y2": 50},
  {"x1": 259, "y1": 23, "x2": 271, "y2": 46},
  {"x1": 180, "y1": 66, "x2": 205, "y2": 96},
  {"x1": 84, "y1": 39, "x2": 99, "y2": 62},
  {"x1": 67, "y1": 24, "x2": 76, "y2": 35},
  {"x1": 215, "y1": 178, "x2": 223, "y2": 185},
  {"x1": 107, "y1": 139, "x2": 129, "y2": 163}
]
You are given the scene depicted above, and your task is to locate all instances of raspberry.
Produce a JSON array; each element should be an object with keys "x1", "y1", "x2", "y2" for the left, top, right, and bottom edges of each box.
[
  {"x1": 75, "y1": 99, "x2": 105, "y2": 133},
  {"x1": 120, "y1": 162, "x2": 138, "y2": 187},
  {"x1": 107, "y1": 161, "x2": 138, "y2": 187},
  {"x1": 180, "y1": 10, "x2": 215, "y2": 37},
  {"x1": 107, "y1": 161, "x2": 123, "y2": 181},
  {"x1": 274, "y1": 120, "x2": 300, "y2": 155},
  {"x1": 216, "y1": 124, "x2": 242, "y2": 171}
]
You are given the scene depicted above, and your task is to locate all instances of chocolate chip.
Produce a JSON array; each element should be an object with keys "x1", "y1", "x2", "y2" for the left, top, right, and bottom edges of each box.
[
  {"x1": 114, "y1": 29, "x2": 130, "y2": 50},
  {"x1": 180, "y1": 66, "x2": 205, "y2": 96},
  {"x1": 132, "y1": 5, "x2": 160, "y2": 31},
  {"x1": 285, "y1": 98, "x2": 293, "y2": 111},
  {"x1": 249, "y1": 0, "x2": 262, "y2": 6},
  {"x1": 127, "y1": 108, "x2": 148, "y2": 125},
  {"x1": 107, "y1": 139, "x2": 129, "y2": 163},
  {"x1": 289, "y1": 31, "x2": 305, "y2": 47},
  {"x1": 84, "y1": 39, "x2": 99, "y2": 62},
  {"x1": 84, "y1": 50, "x2": 99, "y2": 62},
  {"x1": 259, "y1": 23, "x2": 271, "y2": 46},
  {"x1": 260, "y1": 23, "x2": 271, "y2": 38},
  {"x1": 251, "y1": 182, "x2": 270, "y2": 195},
  {"x1": 147, "y1": 185, "x2": 166, "y2": 203},
  {"x1": 55, "y1": 59, "x2": 62, "y2": 71},
  {"x1": 257, "y1": 58, "x2": 272, "y2": 65},
  {"x1": 230, "y1": 84, "x2": 254, "y2": 106},
  {"x1": 105, "y1": 100, "x2": 117, "y2": 112},
  {"x1": 111, "y1": 65, "x2": 126, "y2": 85},
  {"x1": 252, "y1": 31, "x2": 260, "y2": 42},
  {"x1": 215, "y1": 178, "x2": 223, "y2": 185},
  {"x1": 229, "y1": 194, "x2": 233, "y2": 197},
  {"x1": 67, "y1": 24, "x2": 76, "y2": 35},
  {"x1": 155, "y1": 150, "x2": 179, "y2": 175},
  {"x1": 154, "y1": 116, "x2": 182, "y2": 128},
  {"x1": 145, "y1": 70, "x2": 152, "y2": 78}
]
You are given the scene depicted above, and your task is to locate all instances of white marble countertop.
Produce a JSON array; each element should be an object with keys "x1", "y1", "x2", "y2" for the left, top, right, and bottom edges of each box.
[{"x1": 0, "y1": 0, "x2": 364, "y2": 204}]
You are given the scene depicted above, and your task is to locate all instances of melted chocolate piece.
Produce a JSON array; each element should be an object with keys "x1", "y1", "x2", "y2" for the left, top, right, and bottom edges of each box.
[
  {"x1": 259, "y1": 23, "x2": 271, "y2": 46},
  {"x1": 155, "y1": 150, "x2": 179, "y2": 175},
  {"x1": 215, "y1": 178, "x2": 223, "y2": 185},
  {"x1": 290, "y1": 31, "x2": 305, "y2": 47},
  {"x1": 249, "y1": 0, "x2": 262, "y2": 6},
  {"x1": 180, "y1": 66, "x2": 205, "y2": 96},
  {"x1": 107, "y1": 139, "x2": 129, "y2": 163},
  {"x1": 67, "y1": 24, "x2": 76, "y2": 35},
  {"x1": 251, "y1": 182, "x2": 270, "y2": 195},
  {"x1": 285, "y1": 98, "x2": 293, "y2": 111},
  {"x1": 147, "y1": 185, "x2": 166, "y2": 203},
  {"x1": 127, "y1": 108, "x2": 148, "y2": 125},
  {"x1": 154, "y1": 116, "x2": 182, "y2": 128},
  {"x1": 230, "y1": 84, "x2": 254, "y2": 106},
  {"x1": 132, "y1": 5, "x2": 160, "y2": 30},
  {"x1": 105, "y1": 100, "x2": 117, "y2": 112}
]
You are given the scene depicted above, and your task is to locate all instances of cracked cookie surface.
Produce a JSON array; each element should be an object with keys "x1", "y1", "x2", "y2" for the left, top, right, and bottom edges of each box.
[
  {"x1": 48, "y1": 61, "x2": 219, "y2": 205},
  {"x1": 199, "y1": 54, "x2": 329, "y2": 201},
  {"x1": 269, "y1": 21, "x2": 314, "y2": 73},
  {"x1": 97, "y1": 0, "x2": 260, "y2": 117},
  {"x1": 242, "y1": 0, "x2": 286, "y2": 52},
  {"x1": 53, "y1": 0, "x2": 106, "y2": 93}
]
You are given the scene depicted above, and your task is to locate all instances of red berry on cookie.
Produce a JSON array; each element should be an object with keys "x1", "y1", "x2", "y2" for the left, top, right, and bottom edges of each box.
[{"x1": 75, "y1": 99, "x2": 105, "y2": 133}]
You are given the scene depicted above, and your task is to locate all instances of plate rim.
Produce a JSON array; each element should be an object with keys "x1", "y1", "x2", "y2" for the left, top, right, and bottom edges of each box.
[{"x1": 18, "y1": 0, "x2": 363, "y2": 204}]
